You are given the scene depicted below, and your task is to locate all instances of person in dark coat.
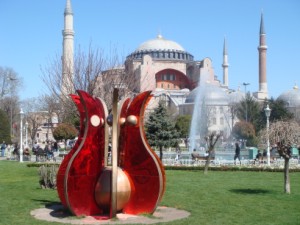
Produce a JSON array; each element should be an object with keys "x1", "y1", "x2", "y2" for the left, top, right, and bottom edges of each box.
[{"x1": 234, "y1": 142, "x2": 241, "y2": 165}]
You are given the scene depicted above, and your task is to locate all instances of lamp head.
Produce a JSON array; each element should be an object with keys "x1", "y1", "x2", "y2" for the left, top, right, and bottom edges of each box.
[
  {"x1": 264, "y1": 104, "x2": 271, "y2": 117},
  {"x1": 20, "y1": 109, "x2": 24, "y2": 119}
]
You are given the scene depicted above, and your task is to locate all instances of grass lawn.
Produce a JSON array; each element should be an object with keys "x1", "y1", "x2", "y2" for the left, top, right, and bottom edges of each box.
[{"x1": 0, "y1": 160, "x2": 299, "y2": 225}]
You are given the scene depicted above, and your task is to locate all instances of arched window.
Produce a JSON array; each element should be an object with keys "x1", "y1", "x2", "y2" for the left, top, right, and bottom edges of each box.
[
  {"x1": 212, "y1": 107, "x2": 216, "y2": 114},
  {"x1": 212, "y1": 118, "x2": 217, "y2": 125},
  {"x1": 220, "y1": 117, "x2": 224, "y2": 125}
]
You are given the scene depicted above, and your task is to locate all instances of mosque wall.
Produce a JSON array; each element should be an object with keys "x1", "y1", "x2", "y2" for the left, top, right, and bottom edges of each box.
[
  {"x1": 156, "y1": 69, "x2": 190, "y2": 90},
  {"x1": 128, "y1": 55, "x2": 219, "y2": 93},
  {"x1": 131, "y1": 54, "x2": 190, "y2": 92},
  {"x1": 139, "y1": 55, "x2": 156, "y2": 92}
]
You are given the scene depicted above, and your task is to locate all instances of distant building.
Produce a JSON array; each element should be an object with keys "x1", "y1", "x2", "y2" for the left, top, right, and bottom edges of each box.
[
  {"x1": 26, "y1": 111, "x2": 58, "y2": 145},
  {"x1": 278, "y1": 84, "x2": 300, "y2": 122}
]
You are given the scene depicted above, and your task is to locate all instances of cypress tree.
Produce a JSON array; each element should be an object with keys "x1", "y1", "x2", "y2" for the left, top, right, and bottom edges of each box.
[{"x1": 0, "y1": 109, "x2": 11, "y2": 143}]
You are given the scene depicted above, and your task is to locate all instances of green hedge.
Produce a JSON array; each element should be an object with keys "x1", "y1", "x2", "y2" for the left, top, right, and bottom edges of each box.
[
  {"x1": 164, "y1": 165, "x2": 300, "y2": 172},
  {"x1": 26, "y1": 162, "x2": 300, "y2": 173}
]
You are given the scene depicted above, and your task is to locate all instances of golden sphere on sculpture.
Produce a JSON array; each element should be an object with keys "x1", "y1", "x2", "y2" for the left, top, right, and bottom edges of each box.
[
  {"x1": 126, "y1": 115, "x2": 137, "y2": 126},
  {"x1": 90, "y1": 115, "x2": 105, "y2": 127},
  {"x1": 99, "y1": 118, "x2": 105, "y2": 127},
  {"x1": 94, "y1": 167, "x2": 131, "y2": 211},
  {"x1": 119, "y1": 117, "x2": 126, "y2": 126}
]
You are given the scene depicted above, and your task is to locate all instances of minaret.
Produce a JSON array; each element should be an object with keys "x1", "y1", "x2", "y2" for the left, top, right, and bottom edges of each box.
[
  {"x1": 254, "y1": 12, "x2": 268, "y2": 100},
  {"x1": 61, "y1": 0, "x2": 74, "y2": 96},
  {"x1": 222, "y1": 37, "x2": 229, "y2": 87}
]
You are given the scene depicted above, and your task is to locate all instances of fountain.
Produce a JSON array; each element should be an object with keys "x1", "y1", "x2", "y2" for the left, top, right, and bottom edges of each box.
[{"x1": 188, "y1": 73, "x2": 210, "y2": 152}]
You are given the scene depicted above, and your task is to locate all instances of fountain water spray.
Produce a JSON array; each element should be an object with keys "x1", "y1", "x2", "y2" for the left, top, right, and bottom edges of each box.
[{"x1": 188, "y1": 72, "x2": 210, "y2": 152}]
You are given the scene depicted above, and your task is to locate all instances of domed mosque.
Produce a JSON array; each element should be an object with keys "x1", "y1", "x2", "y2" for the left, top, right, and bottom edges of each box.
[
  {"x1": 278, "y1": 84, "x2": 300, "y2": 121},
  {"x1": 124, "y1": 33, "x2": 247, "y2": 137},
  {"x1": 61, "y1": 1, "x2": 280, "y2": 139},
  {"x1": 125, "y1": 34, "x2": 220, "y2": 93},
  {"x1": 278, "y1": 84, "x2": 300, "y2": 108},
  {"x1": 122, "y1": 13, "x2": 274, "y2": 138},
  {"x1": 125, "y1": 34, "x2": 223, "y2": 106}
]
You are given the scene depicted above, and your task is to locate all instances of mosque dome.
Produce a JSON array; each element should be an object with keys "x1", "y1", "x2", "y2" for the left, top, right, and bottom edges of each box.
[
  {"x1": 185, "y1": 84, "x2": 229, "y2": 105},
  {"x1": 277, "y1": 85, "x2": 300, "y2": 107},
  {"x1": 228, "y1": 89, "x2": 245, "y2": 103},
  {"x1": 126, "y1": 34, "x2": 194, "y2": 61},
  {"x1": 136, "y1": 34, "x2": 185, "y2": 52}
]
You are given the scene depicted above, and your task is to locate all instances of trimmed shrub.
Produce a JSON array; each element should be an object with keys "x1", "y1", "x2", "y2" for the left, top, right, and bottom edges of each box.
[{"x1": 38, "y1": 164, "x2": 59, "y2": 189}]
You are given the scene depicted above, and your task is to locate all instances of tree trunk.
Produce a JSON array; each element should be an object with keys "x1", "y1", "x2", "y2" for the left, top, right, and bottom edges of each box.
[
  {"x1": 159, "y1": 146, "x2": 163, "y2": 161},
  {"x1": 284, "y1": 158, "x2": 290, "y2": 194},
  {"x1": 204, "y1": 155, "x2": 211, "y2": 175}
]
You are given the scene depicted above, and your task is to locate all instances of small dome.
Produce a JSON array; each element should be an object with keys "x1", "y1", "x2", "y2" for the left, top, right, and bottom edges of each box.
[
  {"x1": 228, "y1": 90, "x2": 245, "y2": 103},
  {"x1": 278, "y1": 85, "x2": 300, "y2": 107},
  {"x1": 185, "y1": 84, "x2": 229, "y2": 105},
  {"x1": 136, "y1": 35, "x2": 185, "y2": 52}
]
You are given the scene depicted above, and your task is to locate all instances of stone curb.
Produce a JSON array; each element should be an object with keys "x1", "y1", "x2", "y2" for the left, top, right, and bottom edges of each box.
[{"x1": 31, "y1": 204, "x2": 190, "y2": 224}]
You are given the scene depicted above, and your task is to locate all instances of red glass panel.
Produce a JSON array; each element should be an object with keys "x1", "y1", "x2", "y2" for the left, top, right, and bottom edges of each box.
[
  {"x1": 119, "y1": 91, "x2": 166, "y2": 214},
  {"x1": 57, "y1": 94, "x2": 86, "y2": 207},
  {"x1": 117, "y1": 98, "x2": 130, "y2": 167},
  {"x1": 57, "y1": 91, "x2": 107, "y2": 216}
]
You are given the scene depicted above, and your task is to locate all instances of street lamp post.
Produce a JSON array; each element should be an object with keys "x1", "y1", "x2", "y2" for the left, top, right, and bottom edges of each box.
[
  {"x1": 25, "y1": 121, "x2": 28, "y2": 148},
  {"x1": 264, "y1": 104, "x2": 271, "y2": 166},
  {"x1": 19, "y1": 109, "x2": 24, "y2": 162},
  {"x1": 243, "y1": 82, "x2": 250, "y2": 122}
]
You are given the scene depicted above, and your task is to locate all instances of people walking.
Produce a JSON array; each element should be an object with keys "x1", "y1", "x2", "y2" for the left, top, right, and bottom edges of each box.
[
  {"x1": 12, "y1": 144, "x2": 19, "y2": 160},
  {"x1": 234, "y1": 142, "x2": 241, "y2": 165},
  {"x1": 44, "y1": 142, "x2": 54, "y2": 160},
  {"x1": 1, "y1": 141, "x2": 7, "y2": 157}
]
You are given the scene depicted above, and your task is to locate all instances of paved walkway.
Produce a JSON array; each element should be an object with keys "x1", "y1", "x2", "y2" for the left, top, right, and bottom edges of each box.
[{"x1": 31, "y1": 204, "x2": 190, "y2": 224}]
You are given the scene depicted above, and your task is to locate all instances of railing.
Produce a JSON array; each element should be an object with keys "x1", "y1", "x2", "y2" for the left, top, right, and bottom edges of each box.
[{"x1": 162, "y1": 157, "x2": 300, "y2": 168}]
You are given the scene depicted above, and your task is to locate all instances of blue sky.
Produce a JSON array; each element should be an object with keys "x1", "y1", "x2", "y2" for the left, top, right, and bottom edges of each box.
[{"x1": 0, "y1": 0, "x2": 299, "y2": 100}]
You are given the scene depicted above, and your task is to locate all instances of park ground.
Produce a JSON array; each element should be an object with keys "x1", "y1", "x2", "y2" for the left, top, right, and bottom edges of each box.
[{"x1": 0, "y1": 160, "x2": 299, "y2": 225}]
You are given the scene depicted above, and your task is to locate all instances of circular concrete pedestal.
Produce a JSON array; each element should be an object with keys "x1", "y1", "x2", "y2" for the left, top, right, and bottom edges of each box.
[{"x1": 31, "y1": 204, "x2": 190, "y2": 224}]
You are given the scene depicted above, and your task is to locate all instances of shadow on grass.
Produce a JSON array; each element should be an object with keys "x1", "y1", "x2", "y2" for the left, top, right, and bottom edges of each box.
[
  {"x1": 32, "y1": 199, "x2": 72, "y2": 218},
  {"x1": 48, "y1": 204, "x2": 73, "y2": 219},
  {"x1": 31, "y1": 199, "x2": 60, "y2": 206},
  {"x1": 229, "y1": 188, "x2": 272, "y2": 195}
]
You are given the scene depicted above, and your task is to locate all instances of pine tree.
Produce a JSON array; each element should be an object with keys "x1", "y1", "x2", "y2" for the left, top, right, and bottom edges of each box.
[
  {"x1": 0, "y1": 109, "x2": 11, "y2": 143},
  {"x1": 175, "y1": 115, "x2": 191, "y2": 138},
  {"x1": 145, "y1": 102, "x2": 179, "y2": 160}
]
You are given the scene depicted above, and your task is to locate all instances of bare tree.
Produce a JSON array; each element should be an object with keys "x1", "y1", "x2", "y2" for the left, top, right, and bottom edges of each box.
[
  {"x1": 203, "y1": 131, "x2": 222, "y2": 174},
  {"x1": 21, "y1": 98, "x2": 43, "y2": 145},
  {"x1": 41, "y1": 43, "x2": 108, "y2": 98},
  {"x1": 259, "y1": 120, "x2": 300, "y2": 194},
  {"x1": 41, "y1": 43, "x2": 139, "y2": 118},
  {"x1": 0, "y1": 67, "x2": 23, "y2": 99},
  {"x1": 1, "y1": 96, "x2": 20, "y2": 142},
  {"x1": 38, "y1": 94, "x2": 64, "y2": 136},
  {"x1": 224, "y1": 102, "x2": 239, "y2": 135},
  {"x1": 42, "y1": 43, "x2": 111, "y2": 119},
  {"x1": 0, "y1": 67, "x2": 23, "y2": 141}
]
